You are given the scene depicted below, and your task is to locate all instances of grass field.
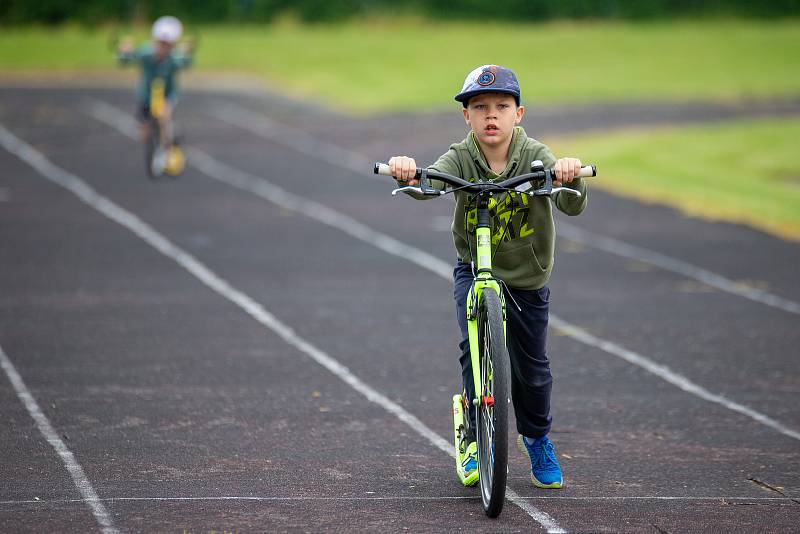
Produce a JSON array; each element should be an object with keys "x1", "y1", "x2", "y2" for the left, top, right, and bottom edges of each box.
[
  {"x1": 1, "y1": 19, "x2": 799, "y2": 112},
  {"x1": 549, "y1": 118, "x2": 800, "y2": 240}
]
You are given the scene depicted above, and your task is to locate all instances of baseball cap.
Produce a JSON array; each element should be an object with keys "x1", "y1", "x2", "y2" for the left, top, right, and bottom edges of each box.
[{"x1": 454, "y1": 65, "x2": 521, "y2": 107}]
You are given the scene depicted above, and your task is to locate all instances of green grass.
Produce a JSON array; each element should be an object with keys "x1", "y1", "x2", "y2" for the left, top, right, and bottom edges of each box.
[
  {"x1": 548, "y1": 118, "x2": 800, "y2": 240},
  {"x1": 1, "y1": 19, "x2": 799, "y2": 113}
]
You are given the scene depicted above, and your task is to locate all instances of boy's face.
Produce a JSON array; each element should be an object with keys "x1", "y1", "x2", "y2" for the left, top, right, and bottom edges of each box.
[
  {"x1": 462, "y1": 92, "x2": 524, "y2": 150},
  {"x1": 155, "y1": 40, "x2": 174, "y2": 59}
]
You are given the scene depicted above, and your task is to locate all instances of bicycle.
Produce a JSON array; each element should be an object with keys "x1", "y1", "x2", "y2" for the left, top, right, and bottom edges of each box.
[{"x1": 374, "y1": 160, "x2": 596, "y2": 517}]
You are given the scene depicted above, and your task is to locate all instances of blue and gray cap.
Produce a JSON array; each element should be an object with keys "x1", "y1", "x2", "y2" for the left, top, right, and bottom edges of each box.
[{"x1": 454, "y1": 65, "x2": 521, "y2": 107}]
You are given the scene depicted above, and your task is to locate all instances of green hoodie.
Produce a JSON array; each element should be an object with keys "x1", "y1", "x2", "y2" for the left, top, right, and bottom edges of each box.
[{"x1": 420, "y1": 126, "x2": 587, "y2": 290}]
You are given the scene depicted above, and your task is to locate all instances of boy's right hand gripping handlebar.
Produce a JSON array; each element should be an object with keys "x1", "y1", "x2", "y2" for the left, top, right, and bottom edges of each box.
[{"x1": 373, "y1": 161, "x2": 596, "y2": 197}]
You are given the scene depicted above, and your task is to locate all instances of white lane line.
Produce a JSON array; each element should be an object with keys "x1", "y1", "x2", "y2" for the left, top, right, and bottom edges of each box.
[
  {"x1": 189, "y1": 149, "x2": 453, "y2": 277},
  {"x1": 85, "y1": 100, "x2": 453, "y2": 278},
  {"x1": 210, "y1": 100, "x2": 375, "y2": 177},
  {"x1": 557, "y1": 222, "x2": 800, "y2": 315},
  {"x1": 1, "y1": 496, "x2": 480, "y2": 505},
  {"x1": 0, "y1": 345, "x2": 119, "y2": 534},
  {"x1": 87, "y1": 100, "x2": 138, "y2": 138},
  {"x1": 85, "y1": 100, "x2": 800, "y2": 445},
  {"x1": 214, "y1": 99, "x2": 800, "y2": 317},
  {"x1": 24, "y1": 111, "x2": 562, "y2": 533},
  {"x1": 0, "y1": 495, "x2": 796, "y2": 504},
  {"x1": 549, "y1": 318, "x2": 800, "y2": 441}
]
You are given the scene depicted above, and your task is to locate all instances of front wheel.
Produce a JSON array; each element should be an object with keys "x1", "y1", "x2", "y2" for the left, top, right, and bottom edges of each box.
[{"x1": 476, "y1": 288, "x2": 509, "y2": 518}]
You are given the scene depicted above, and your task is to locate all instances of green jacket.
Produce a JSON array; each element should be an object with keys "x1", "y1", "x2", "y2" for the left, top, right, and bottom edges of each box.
[
  {"x1": 420, "y1": 126, "x2": 587, "y2": 290},
  {"x1": 118, "y1": 44, "x2": 193, "y2": 106}
]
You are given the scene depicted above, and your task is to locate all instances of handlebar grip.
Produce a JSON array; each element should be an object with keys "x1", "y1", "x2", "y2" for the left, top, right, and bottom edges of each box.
[
  {"x1": 374, "y1": 162, "x2": 392, "y2": 176},
  {"x1": 578, "y1": 165, "x2": 596, "y2": 178},
  {"x1": 374, "y1": 162, "x2": 423, "y2": 180}
]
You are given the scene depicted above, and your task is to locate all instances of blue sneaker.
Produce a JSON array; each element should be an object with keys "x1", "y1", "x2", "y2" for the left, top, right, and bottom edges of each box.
[
  {"x1": 462, "y1": 442, "x2": 478, "y2": 470},
  {"x1": 518, "y1": 434, "x2": 563, "y2": 489}
]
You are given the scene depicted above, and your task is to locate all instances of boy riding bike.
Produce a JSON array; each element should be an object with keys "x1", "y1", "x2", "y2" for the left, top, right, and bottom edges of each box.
[
  {"x1": 117, "y1": 15, "x2": 193, "y2": 175},
  {"x1": 387, "y1": 65, "x2": 587, "y2": 490}
]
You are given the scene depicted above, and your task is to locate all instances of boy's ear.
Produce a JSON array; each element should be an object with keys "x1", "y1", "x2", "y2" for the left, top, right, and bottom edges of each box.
[
  {"x1": 515, "y1": 105, "x2": 525, "y2": 124},
  {"x1": 462, "y1": 107, "x2": 470, "y2": 124}
]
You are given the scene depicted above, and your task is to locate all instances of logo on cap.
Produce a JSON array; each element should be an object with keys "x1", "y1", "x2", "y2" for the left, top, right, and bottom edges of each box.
[{"x1": 477, "y1": 70, "x2": 495, "y2": 86}]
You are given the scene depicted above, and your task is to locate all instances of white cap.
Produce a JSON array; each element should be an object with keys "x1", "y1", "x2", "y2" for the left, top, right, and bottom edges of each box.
[{"x1": 152, "y1": 16, "x2": 183, "y2": 44}]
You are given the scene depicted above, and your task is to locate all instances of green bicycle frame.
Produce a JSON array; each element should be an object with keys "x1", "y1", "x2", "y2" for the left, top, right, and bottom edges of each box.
[
  {"x1": 465, "y1": 195, "x2": 506, "y2": 406},
  {"x1": 150, "y1": 77, "x2": 166, "y2": 120}
]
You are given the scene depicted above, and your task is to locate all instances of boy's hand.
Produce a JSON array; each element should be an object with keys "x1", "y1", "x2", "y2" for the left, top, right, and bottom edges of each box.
[
  {"x1": 119, "y1": 37, "x2": 135, "y2": 54},
  {"x1": 389, "y1": 156, "x2": 418, "y2": 185},
  {"x1": 553, "y1": 157, "x2": 582, "y2": 187},
  {"x1": 178, "y1": 37, "x2": 195, "y2": 54}
]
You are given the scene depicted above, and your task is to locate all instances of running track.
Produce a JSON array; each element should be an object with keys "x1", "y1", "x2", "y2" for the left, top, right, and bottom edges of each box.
[{"x1": 1, "y1": 86, "x2": 798, "y2": 533}]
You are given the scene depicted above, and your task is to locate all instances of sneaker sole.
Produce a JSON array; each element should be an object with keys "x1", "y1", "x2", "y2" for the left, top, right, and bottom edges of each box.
[
  {"x1": 516, "y1": 435, "x2": 564, "y2": 489},
  {"x1": 461, "y1": 470, "x2": 480, "y2": 487}
]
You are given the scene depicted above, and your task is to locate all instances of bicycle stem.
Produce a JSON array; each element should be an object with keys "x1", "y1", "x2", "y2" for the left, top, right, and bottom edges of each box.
[{"x1": 474, "y1": 195, "x2": 494, "y2": 277}]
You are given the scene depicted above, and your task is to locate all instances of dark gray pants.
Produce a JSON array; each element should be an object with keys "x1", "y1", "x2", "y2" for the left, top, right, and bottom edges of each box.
[{"x1": 453, "y1": 261, "x2": 553, "y2": 439}]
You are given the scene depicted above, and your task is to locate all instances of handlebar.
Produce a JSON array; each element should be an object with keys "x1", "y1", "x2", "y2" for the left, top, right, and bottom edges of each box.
[{"x1": 373, "y1": 161, "x2": 596, "y2": 198}]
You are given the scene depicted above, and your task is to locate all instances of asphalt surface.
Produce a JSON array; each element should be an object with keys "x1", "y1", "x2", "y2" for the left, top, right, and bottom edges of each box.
[{"x1": 1, "y1": 86, "x2": 799, "y2": 533}]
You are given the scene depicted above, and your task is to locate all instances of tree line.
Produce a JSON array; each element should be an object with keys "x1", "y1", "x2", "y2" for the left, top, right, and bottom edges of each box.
[{"x1": 2, "y1": 0, "x2": 799, "y2": 25}]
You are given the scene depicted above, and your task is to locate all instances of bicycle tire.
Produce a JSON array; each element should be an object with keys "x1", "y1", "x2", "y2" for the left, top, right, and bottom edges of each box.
[
  {"x1": 144, "y1": 118, "x2": 161, "y2": 179},
  {"x1": 475, "y1": 288, "x2": 509, "y2": 518}
]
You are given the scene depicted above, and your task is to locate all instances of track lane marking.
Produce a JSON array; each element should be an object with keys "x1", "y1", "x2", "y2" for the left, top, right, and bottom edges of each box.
[
  {"x1": 0, "y1": 345, "x2": 119, "y2": 534},
  {"x1": 212, "y1": 100, "x2": 375, "y2": 177},
  {"x1": 6, "y1": 116, "x2": 563, "y2": 533},
  {"x1": 556, "y1": 222, "x2": 800, "y2": 314},
  {"x1": 211, "y1": 99, "x2": 800, "y2": 316},
  {"x1": 85, "y1": 99, "x2": 800, "y2": 444},
  {"x1": 1, "y1": 495, "x2": 796, "y2": 504}
]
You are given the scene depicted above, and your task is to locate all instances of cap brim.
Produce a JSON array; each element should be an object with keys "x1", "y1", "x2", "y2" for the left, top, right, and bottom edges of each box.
[{"x1": 454, "y1": 88, "x2": 520, "y2": 104}]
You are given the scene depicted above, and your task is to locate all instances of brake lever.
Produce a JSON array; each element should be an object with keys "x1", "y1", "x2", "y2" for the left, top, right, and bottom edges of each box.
[
  {"x1": 528, "y1": 186, "x2": 582, "y2": 198},
  {"x1": 527, "y1": 168, "x2": 582, "y2": 197},
  {"x1": 550, "y1": 187, "x2": 582, "y2": 197},
  {"x1": 392, "y1": 186, "x2": 423, "y2": 196},
  {"x1": 391, "y1": 186, "x2": 444, "y2": 196}
]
